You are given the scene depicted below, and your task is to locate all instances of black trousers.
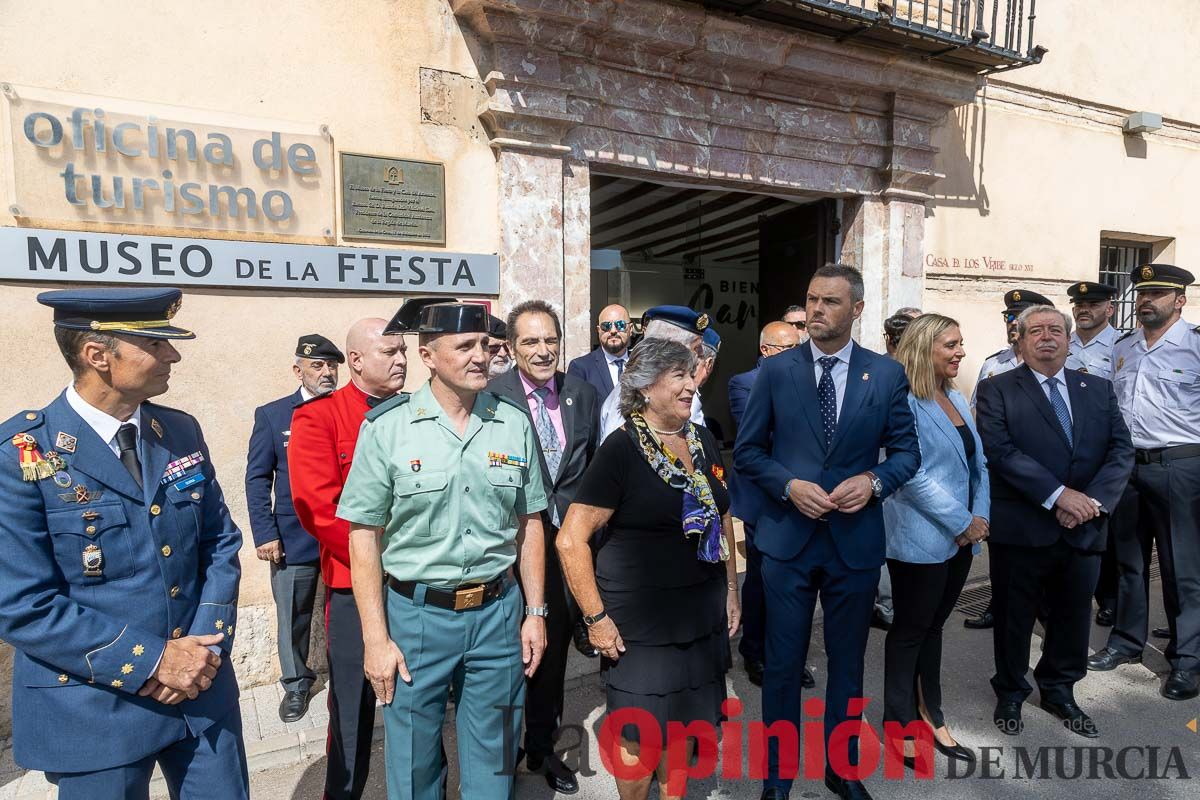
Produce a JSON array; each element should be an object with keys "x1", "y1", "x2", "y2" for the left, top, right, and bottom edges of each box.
[
  {"x1": 519, "y1": 526, "x2": 572, "y2": 758},
  {"x1": 883, "y1": 546, "x2": 972, "y2": 727},
  {"x1": 1094, "y1": 538, "x2": 1119, "y2": 612},
  {"x1": 990, "y1": 538, "x2": 1099, "y2": 705},
  {"x1": 738, "y1": 523, "x2": 766, "y2": 665},
  {"x1": 1108, "y1": 456, "x2": 1200, "y2": 671},
  {"x1": 324, "y1": 588, "x2": 377, "y2": 800}
]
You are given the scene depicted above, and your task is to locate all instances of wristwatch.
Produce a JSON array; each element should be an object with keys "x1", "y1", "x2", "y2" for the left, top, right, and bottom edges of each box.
[
  {"x1": 583, "y1": 609, "x2": 608, "y2": 626},
  {"x1": 865, "y1": 471, "x2": 884, "y2": 499},
  {"x1": 525, "y1": 605, "x2": 549, "y2": 618}
]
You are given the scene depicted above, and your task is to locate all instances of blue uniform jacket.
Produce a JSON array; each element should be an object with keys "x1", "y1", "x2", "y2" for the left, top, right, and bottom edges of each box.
[
  {"x1": 882, "y1": 390, "x2": 990, "y2": 563},
  {"x1": 733, "y1": 341, "x2": 921, "y2": 569},
  {"x1": 245, "y1": 389, "x2": 318, "y2": 563},
  {"x1": 0, "y1": 392, "x2": 242, "y2": 773},
  {"x1": 727, "y1": 362, "x2": 768, "y2": 525}
]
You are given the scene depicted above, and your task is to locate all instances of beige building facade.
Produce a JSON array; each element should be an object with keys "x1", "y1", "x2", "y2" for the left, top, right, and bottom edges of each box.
[{"x1": 1, "y1": 0, "x2": 1196, "y2": 746}]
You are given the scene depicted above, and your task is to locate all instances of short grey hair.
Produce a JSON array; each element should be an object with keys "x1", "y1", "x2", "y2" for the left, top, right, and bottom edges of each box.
[
  {"x1": 642, "y1": 318, "x2": 701, "y2": 348},
  {"x1": 894, "y1": 306, "x2": 923, "y2": 318},
  {"x1": 699, "y1": 342, "x2": 718, "y2": 362},
  {"x1": 1016, "y1": 305, "x2": 1073, "y2": 338},
  {"x1": 617, "y1": 339, "x2": 697, "y2": 419},
  {"x1": 812, "y1": 263, "x2": 865, "y2": 303}
]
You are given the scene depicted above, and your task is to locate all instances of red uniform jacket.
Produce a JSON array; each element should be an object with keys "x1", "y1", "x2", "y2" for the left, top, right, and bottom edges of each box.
[{"x1": 288, "y1": 381, "x2": 372, "y2": 589}]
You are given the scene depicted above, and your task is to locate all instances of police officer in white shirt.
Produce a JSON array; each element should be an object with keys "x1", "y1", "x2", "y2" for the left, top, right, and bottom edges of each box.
[
  {"x1": 1087, "y1": 264, "x2": 1200, "y2": 701},
  {"x1": 1066, "y1": 281, "x2": 1119, "y2": 378}
]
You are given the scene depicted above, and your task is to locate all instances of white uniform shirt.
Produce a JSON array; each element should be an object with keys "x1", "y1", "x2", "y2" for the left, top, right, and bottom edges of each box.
[
  {"x1": 970, "y1": 346, "x2": 1021, "y2": 410},
  {"x1": 1066, "y1": 324, "x2": 1118, "y2": 378},
  {"x1": 1112, "y1": 317, "x2": 1200, "y2": 449}
]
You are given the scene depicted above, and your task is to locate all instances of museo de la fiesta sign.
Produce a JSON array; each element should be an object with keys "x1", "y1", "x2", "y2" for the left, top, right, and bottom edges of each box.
[{"x1": 1, "y1": 83, "x2": 334, "y2": 240}]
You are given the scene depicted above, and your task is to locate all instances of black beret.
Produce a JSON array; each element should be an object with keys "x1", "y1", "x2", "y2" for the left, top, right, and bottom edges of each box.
[
  {"x1": 295, "y1": 334, "x2": 344, "y2": 363},
  {"x1": 488, "y1": 315, "x2": 507, "y2": 339}
]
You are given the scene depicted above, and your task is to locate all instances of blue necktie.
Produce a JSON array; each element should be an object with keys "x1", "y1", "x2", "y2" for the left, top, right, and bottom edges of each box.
[
  {"x1": 614, "y1": 358, "x2": 625, "y2": 379},
  {"x1": 817, "y1": 356, "x2": 838, "y2": 448},
  {"x1": 1045, "y1": 377, "x2": 1073, "y2": 447},
  {"x1": 532, "y1": 387, "x2": 562, "y2": 526}
]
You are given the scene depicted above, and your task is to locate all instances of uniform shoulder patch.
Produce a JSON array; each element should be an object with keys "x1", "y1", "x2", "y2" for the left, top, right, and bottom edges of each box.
[
  {"x1": 364, "y1": 392, "x2": 410, "y2": 422},
  {"x1": 0, "y1": 409, "x2": 43, "y2": 440}
]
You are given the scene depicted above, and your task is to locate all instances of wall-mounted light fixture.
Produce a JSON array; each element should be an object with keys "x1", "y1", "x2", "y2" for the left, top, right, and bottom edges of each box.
[{"x1": 1123, "y1": 112, "x2": 1163, "y2": 135}]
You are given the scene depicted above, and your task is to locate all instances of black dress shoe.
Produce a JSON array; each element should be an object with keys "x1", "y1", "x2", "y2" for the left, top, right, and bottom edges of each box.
[
  {"x1": 993, "y1": 701, "x2": 1023, "y2": 736},
  {"x1": 824, "y1": 768, "x2": 874, "y2": 800},
  {"x1": 526, "y1": 752, "x2": 579, "y2": 794},
  {"x1": 1039, "y1": 699, "x2": 1100, "y2": 738},
  {"x1": 1163, "y1": 670, "x2": 1200, "y2": 701},
  {"x1": 1153, "y1": 626, "x2": 1171, "y2": 639},
  {"x1": 745, "y1": 659, "x2": 764, "y2": 686},
  {"x1": 759, "y1": 789, "x2": 789, "y2": 800},
  {"x1": 1095, "y1": 607, "x2": 1115, "y2": 627},
  {"x1": 802, "y1": 666, "x2": 816, "y2": 689},
  {"x1": 571, "y1": 620, "x2": 598, "y2": 658},
  {"x1": 933, "y1": 738, "x2": 975, "y2": 762},
  {"x1": 279, "y1": 689, "x2": 311, "y2": 723},
  {"x1": 963, "y1": 610, "x2": 994, "y2": 629},
  {"x1": 1087, "y1": 648, "x2": 1142, "y2": 671}
]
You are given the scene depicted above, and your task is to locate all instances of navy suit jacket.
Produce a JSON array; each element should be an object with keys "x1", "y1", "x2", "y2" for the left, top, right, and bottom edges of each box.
[
  {"x1": 566, "y1": 347, "x2": 617, "y2": 402},
  {"x1": 727, "y1": 362, "x2": 765, "y2": 524},
  {"x1": 0, "y1": 393, "x2": 241, "y2": 772},
  {"x1": 975, "y1": 365, "x2": 1133, "y2": 552},
  {"x1": 245, "y1": 389, "x2": 319, "y2": 564},
  {"x1": 733, "y1": 341, "x2": 921, "y2": 569}
]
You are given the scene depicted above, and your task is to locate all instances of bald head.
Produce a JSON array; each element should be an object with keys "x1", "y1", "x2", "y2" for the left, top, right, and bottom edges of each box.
[
  {"x1": 597, "y1": 303, "x2": 632, "y2": 356},
  {"x1": 346, "y1": 317, "x2": 408, "y2": 398},
  {"x1": 759, "y1": 321, "x2": 800, "y2": 358}
]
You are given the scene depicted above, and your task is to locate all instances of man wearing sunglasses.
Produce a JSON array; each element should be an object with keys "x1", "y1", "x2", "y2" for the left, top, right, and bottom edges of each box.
[
  {"x1": 964, "y1": 288, "x2": 1054, "y2": 631},
  {"x1": 487, "y1": 315, "x2": 513, "y2": 379},
  {"x1": 782, "y1": 304, "x2": 809, "y2": 342},
  {"x1": 567, "y1": 304, "x2": 632, "y2": 401}
]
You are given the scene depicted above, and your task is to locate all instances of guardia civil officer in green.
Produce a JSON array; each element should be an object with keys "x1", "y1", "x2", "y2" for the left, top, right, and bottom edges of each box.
[{"x1": 337, "y1": 298, "x2": 549, "y2": 800}]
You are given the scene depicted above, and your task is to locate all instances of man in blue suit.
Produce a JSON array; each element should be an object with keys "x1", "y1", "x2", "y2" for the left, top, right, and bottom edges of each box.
[
  {"x1": 736, "y1": 265, "x2": 920, "y2": 800},
  {"x1": 566, "y1": 303, "x2": 631, "y2": 401},
  {"x1": 728, "y1": 320, "x2": 807, "y2": 688},
  {"x1": 976, "y1": 305, "x2": 1133, "y2": 739},
  {"x1": 0, "y1": 287, "x2": 246, "y2": 800},
  {"x1": 246, "y1": 333, "x2": 342, "y2": 722}
]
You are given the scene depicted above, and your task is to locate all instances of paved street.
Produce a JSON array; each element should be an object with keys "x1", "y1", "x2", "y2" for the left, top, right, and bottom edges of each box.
[{"x1": 245, "y1": 557, "x2": 1200, "y2": 800}]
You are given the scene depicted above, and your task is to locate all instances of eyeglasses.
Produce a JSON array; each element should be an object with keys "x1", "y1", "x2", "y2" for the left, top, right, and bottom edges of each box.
[
  {"x1": 763, "y1": 342, "x2": 796, "y2": 352},
  {"x1": 1002, "y1": 311, "x2": 1018, "y2": 323},
  {"x1": 787, "y1": 320, "x2": 807, "y2": 331},
  {"x1": 599, "y1": 320, "x2": 630, "y2": 332},
  {"x1": 488, "y1": 343, "x2": 510, "y2": 356}
]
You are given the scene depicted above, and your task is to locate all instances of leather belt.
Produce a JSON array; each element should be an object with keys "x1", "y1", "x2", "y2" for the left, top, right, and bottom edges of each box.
[
  {"x1": 1134, "y1": 444, "x2": 1200, "y2": 464},
  {"x1": 387, "y1": 574, "x2": 506, "y2": 611}
]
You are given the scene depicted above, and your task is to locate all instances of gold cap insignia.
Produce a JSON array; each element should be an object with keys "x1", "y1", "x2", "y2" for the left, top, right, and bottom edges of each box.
[
  {"x1": 302, "y1": 343, "x2": 315, "y2": 355},
  {"x1": 696, "y1": 313, "x2": 710, "y2": 331},
  {"x1": 1012, "y1": 291, "x2": 1021, "y2": 302},
  {"x1": 1079, "y1": 283, "x2": 1088, "y2": 294},
  {"x1": 1142, "y1": 266, "x2": 1154, "y2": 280},
  {"x1": 165, "y1": 298, "x2": 182, "y2": 320}
]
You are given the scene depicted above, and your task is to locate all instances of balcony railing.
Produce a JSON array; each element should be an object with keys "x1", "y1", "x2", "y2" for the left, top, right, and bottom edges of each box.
[{"x1": 688, "y1": 0, "x2": 1047, "y2": 72}]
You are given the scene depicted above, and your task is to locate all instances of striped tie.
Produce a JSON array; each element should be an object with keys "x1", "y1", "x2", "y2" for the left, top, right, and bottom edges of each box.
[{"x1": 1045, "y1": 377, "x2": 1073, "y2": 447}]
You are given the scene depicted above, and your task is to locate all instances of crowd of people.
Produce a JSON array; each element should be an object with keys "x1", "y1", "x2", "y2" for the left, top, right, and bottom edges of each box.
[{"x1": 0, "y1": 258, "x2": 1197, "y2": 800}]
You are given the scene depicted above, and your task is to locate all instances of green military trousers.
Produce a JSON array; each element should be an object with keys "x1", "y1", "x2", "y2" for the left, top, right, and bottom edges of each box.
[{"x1": 384, "y1": 579, "x2": 525, "y2": 800}]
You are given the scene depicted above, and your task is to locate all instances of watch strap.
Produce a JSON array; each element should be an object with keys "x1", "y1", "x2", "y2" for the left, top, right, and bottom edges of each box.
[{"x1": 583, "y1": 609, "x2": 608, "y2": 626}]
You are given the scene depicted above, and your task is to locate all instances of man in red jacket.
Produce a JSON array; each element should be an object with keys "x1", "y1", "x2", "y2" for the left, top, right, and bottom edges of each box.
[{"x1": 289, "y1": 316, "x2": 408, "y2": 800}]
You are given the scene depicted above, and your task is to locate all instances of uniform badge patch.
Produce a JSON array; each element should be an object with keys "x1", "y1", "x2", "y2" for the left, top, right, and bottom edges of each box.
[
  {"x1": 11, "y1": 433, "x2": 55, "y2": 481},
  {"x1": 60, "y1": 484, "x2": 102, "y2": 504},
  {"x1": 161, "y1": 452, "x2": 205, "y2": 485},
  {"x1": 410, "y1": 459, "x2": 422, "y2": 472},
  {"x1": 82, "y1": 544, "x2": 104, "y2": 577},
  {"x1": 55, "y1": 432, "x2": 77, "y2": 453},
  {"x1": 150, "y1": 418, "x2": 164, "y2": 438},
  {"x1": 1117, "y1": 356, "x2": 1125, "y2": 370}
]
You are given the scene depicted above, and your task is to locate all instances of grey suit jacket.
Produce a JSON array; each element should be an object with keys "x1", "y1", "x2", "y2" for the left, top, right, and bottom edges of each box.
[{"x1": 487, "y1": 370, "x2": 599, "y2": 527}]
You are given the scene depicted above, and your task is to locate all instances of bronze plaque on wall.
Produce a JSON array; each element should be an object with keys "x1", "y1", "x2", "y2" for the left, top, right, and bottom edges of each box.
[{"x1": 340, "y1": 153, "x2": 446, "y2": 245}]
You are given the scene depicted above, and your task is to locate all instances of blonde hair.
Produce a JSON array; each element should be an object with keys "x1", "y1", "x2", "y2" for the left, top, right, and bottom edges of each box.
[{"x1": 896, "y1": 313, "x2": 960, "y2": 400}]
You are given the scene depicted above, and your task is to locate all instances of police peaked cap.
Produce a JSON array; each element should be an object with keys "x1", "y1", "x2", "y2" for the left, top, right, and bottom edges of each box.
[
  {"x1": 1066, "y1": 282, "x2": 1118, "y2": 303},
  {"x1": 1131, "y1": 263, "x2": 1195, "y2": 291},
  {"x1": 1003, "y1": 289, "x2": 1054, "y2": 311}
]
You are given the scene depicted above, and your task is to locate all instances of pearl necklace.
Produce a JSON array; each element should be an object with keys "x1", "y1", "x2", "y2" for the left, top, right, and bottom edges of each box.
[{"x1": 647, "y1": 421, "x2": 686, "y2": 436}]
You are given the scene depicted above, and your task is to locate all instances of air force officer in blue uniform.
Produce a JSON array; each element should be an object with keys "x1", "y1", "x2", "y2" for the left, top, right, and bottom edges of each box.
[
  {"x1": 736, "y1": 265, "x2": 920, "y2": 800},
  {"x1": 246, "y1": 333, "x2": 342, "y2": 722},
  {"x1": 0, "y1": 288, "x2": 246, "y2": 800}
]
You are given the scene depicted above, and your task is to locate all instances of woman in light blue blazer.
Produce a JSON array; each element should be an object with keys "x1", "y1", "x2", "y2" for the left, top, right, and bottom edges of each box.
[{"x1": 883, "y1": 314, "x2": 991, "y2": 766}]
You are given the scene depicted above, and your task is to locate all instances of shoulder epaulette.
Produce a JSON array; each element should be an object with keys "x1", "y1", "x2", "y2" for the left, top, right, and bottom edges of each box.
[
  {"x1": 1193, "y1": 325, "x2": 1200, "y2": 334},
  {"x1": 364, "y1": 392, "x2": 410, "y2": 422},
  {"x1": 0, "y1": 409, "x2": 43, "y2": 439},
  {"x1": 141, "y1": 399, "x2": 188, "y2": 417},
  {"x1": 986, "y1": 348, "x2": 1007, "y2": 360},
  {"x1": 1115, "y1": 331, "x2": 1137, "y2": 343}
]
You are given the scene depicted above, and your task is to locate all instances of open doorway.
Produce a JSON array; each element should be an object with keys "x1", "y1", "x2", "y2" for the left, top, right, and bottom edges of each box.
[{"x1": 589, "y1": 175, "x2": 837, "y2": 442}]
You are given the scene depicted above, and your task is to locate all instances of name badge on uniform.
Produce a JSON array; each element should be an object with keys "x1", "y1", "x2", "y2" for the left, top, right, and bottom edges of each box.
[
  {"x1": 173, "y1": 473, "x2": 206, "y2": 491},
  {"x1": 82, "y1": 543, "x2": 103, "y2": 577}
]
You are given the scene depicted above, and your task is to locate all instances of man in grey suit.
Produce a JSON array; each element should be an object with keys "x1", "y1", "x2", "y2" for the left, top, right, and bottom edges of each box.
[{"x1": 488, "y1": 299, "x2": 599, "y2": 795}]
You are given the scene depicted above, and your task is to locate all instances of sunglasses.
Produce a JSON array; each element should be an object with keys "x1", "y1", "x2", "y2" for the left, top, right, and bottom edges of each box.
[
  {"x1": 488, "y1": 343, "x2": 510, "y2": 356},
  {"x1": 1002, "y1": 311, "x2": 1018, "y2": 323},
  {"x1": 763, "y1": 342, "x2": 796, "y2": 352},
  {"x1": 788, "y1": 320, "x2": 807, "y2": 331},
  {"x1": 599, "y1": 320, "x2": 630, "y2": 332}
]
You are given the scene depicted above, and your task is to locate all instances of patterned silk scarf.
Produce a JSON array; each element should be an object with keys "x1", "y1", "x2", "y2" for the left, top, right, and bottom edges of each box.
[{"x1": 626, "y1": 413, "x2": 728, "y2": 563}]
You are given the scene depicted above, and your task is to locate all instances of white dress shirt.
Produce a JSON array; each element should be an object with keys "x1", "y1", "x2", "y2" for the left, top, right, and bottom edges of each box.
[
  {"x1": 1066, "y1": 324, "x2": 1118, "y2": 378},
  {"x1": 1112, "y1": 317, "x2": 1200, "y2": 448},
  {"x1": 65, "y1": 384, "x2": 141, "y2": 457},
  {"x1": 810, "y1": 339, "x2": 855, "y2": 418},
  {"x1": 1031, "y1": 367, "x2": 1073, "y2": 509}
]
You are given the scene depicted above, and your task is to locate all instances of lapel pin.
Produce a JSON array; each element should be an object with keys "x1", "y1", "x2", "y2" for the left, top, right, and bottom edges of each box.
[
  {"x1": 862, "y1": 372, "x2": 870, "y2": 381},
  {"x1": 55, "y1": 432, "x2": 77, "y2": 453},
  {"x1": 150, "y1": 418, "x2": 163, "y2": 438},
  {"x1": 82, "y1": 543, "x2": 104, "y2": 577},
  {"x1": 53, "y1": 471, "x2": 73, "y2": 488},
  {"x1": 82, "y1": 510, "x2": 100, "y2": 520},
  {"x1": 1080, "y1": 381, "x2": 1087, "y2": 388},
  {"x1": 565, "y1": 397, "x2": 573, "y2": 406}
]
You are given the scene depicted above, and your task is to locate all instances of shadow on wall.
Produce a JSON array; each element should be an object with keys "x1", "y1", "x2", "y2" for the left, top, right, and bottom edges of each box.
[{"x1": 931, "y1": 85, "x2": 992, "y2": 217}]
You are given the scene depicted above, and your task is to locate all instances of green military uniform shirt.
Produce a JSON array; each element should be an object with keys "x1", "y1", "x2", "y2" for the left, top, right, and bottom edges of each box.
[{"x1": 337, "y1": 381, "x2": 547, "y2": 587}]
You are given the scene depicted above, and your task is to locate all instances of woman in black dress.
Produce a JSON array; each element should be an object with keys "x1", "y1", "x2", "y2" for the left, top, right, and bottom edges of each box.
[{"x1": 557, "y1": 338, "x2": 740, "y2": 800}]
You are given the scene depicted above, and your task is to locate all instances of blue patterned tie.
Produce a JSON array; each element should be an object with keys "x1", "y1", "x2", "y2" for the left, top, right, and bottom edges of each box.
[
  {"x1": 1045, "y1": 377, "x2": 1073, "y2": 447},
  {"x1": 532, "y1": 387, "x2": 562, "y2": 525},
  {"x1": 817, "y1": 356, "x2": 838, "y2": 448}
]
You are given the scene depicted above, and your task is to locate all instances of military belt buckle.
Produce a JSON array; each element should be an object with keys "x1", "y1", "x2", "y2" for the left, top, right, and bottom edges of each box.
[{"x1": 454, "y1": 585, "x2": 485, "y2": 611}]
